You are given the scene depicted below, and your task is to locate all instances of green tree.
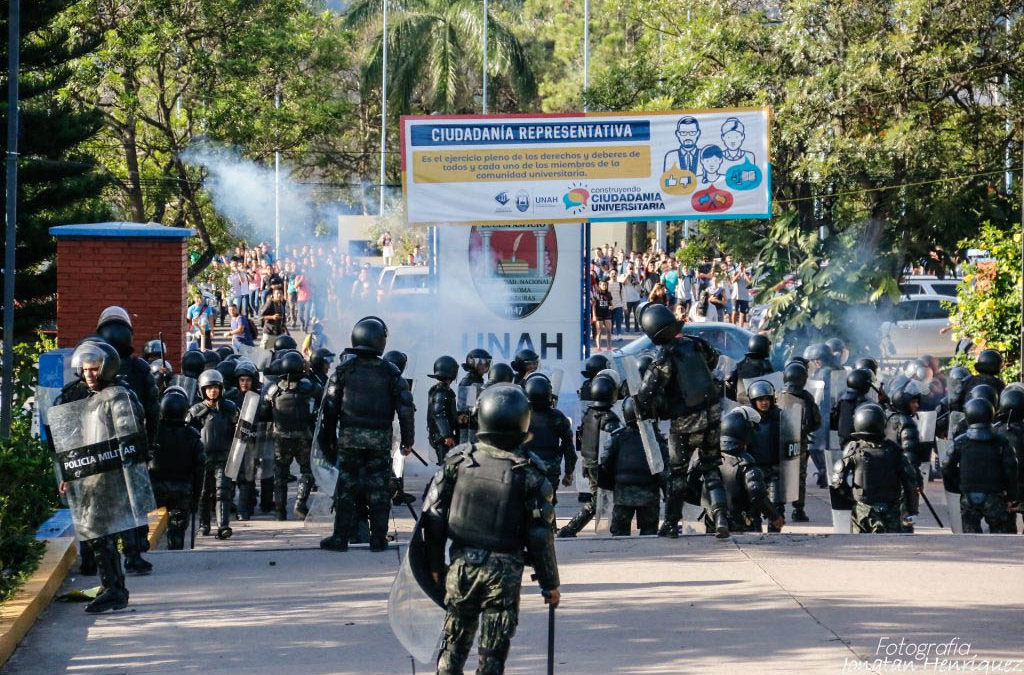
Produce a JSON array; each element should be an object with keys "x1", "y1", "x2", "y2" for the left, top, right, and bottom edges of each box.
[
  {"x1": 346, "y1": 0, "x2": 536, "y2": 115},
  {"x1": 65, "y1": 0, "x2": 354, "y2": 275},
  {"x1": 0, "y1": 0, "x2": 110, "y2": 336}
]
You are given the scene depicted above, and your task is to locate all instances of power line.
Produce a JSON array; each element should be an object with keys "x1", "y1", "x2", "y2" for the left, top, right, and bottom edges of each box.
[{"x1": 774, "y1": 167, "x2": 1015, "y2": 205}]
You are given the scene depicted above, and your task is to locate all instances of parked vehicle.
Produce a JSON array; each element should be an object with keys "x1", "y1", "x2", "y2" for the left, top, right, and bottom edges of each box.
[{"x1": 880, "y1": 294, "x2": 959, "y2": 359}]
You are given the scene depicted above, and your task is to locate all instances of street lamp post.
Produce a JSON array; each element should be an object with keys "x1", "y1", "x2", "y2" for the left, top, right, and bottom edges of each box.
[
  {"x1": 482, "y1": 0, "x2": 488, "y2": 114},
  {"x1": 274, "y1": 90, "x2": 280, "y2": 257},
  {"x1": 379, "y1": 0, "x2": 389, "y2": 219},
  {"x1": 1, "y1": 0, "x2": 19, "y2": 438}
]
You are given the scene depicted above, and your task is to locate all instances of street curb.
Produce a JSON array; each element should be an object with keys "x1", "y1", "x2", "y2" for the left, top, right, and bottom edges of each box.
[
  {"x1": 147, "y1": 508, "x2": 169, "y2": 550},
  {"x1": 0, "y1": 537, "x2": 76, "y2": 668}
]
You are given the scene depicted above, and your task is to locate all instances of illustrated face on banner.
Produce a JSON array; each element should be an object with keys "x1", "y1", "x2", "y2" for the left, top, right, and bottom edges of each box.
[{"x1": 469, "y1": 225, "x2": 558, "y2": 320}]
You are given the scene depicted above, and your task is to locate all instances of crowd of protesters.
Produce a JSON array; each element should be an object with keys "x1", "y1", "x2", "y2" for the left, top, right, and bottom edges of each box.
[
  {"x1": 186, "y1": 233, "x2": 428, "y2": 352},
  {"x1": 588, "y1": 243, "x2": 758, "y2": 351}
]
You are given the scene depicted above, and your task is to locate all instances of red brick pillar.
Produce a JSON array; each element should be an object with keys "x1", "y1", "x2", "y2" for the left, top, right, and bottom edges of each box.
[{"x1": 50, "y1": 222, "x2": 194, "y2": 369}]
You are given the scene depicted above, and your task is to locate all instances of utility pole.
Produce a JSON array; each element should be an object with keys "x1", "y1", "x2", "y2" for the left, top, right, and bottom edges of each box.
[
  {"x1": 482, "y1": 0, "x2": 488, "y2": 114},
  {"x1": 582, "y1": 0, "x2": 589, "y2": 111},
  {"x1": 274, "y1": 90, "x2": 280, "y2": 257},
  {"x1": 379, "y1": 0, "x2": 389, "y2": 219},
  {"x1": 2, "y1": 0, "x2": 20, "y2": 438}
]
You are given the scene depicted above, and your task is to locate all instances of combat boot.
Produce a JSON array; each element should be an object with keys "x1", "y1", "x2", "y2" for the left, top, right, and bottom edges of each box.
[
  {"x1": 791, "y1": 506, "x2": 809, "y2": 522},
  {"x1": 556, "y1": 505, "x2": 594, "y2": 538},
  {"x1": 87, "y1": 539, "x2": 129, "y2": 614},
  {"x1": 237, "y1": 482, "x2": 255, "y2": 521},
  {"x1": 368, "y1": 503, "x2": 391, "y2": 551},
  {"x1": 294, "y1": 476, "x2": 312, "y2": 519},
  {"x1": 274, "y1": 480, "x2": 288, "y2": 521},
  {"x1": 167, "y1": 531, "x2": 185, "y2": 550},
  {"x1": 259, "y1": 478, "x2": 275, "y2": 513},
  {"x1": 657, "y1": 520, "x2": 679, "y2": 538},
  {"x1": 713, "y1": 508, "x2": 730, "y2": 539},
  {"x1": 320, "y1": 503, "x2": 349, "y2": 552},
  {"x1": 123, "y1": 553, "x2": 153, "y2": 575},
  {"x1": 85, "y1": 587, "x2": 130, "y2": 614}
]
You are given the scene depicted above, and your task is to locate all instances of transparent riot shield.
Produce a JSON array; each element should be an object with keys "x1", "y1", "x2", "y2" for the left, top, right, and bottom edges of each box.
[
  {"x1": 779, "y1": 405, "x2": 803, "y2": 503},
  {"x1": 225, "y1": 391, "x2": 261, "y2": 481},
  {"x1": 826, "y1": 448, "x2": 852, "y2": 533},
  {"x1": 169, "y1": 374, "x2": 197, "y2": 402},
  {"x1": 829, "y1": 370, "x2": 848, "y2": 410},
  {"x1": 236, "y1": 342, "x2": 273, "y2": 370},
  {"x1": 309, "y1": 394, "x2": 338, "y2": 498},
  {"x1": 456, "y1": 383, "x2": 480, "y2": 444},
  {"x1": 594, "y1": 427, "x2": 615, "y2": 532},
  {"x1": 946, "y1": 490, "x2": 963, "y2": 534},
  {"x1": 948, "y1": 411, "x2": 966, "y2": 438},
  {"x1": 738, "y1": 372, "x2": 785, "y2": 406},
  {"x1": 616, "y1": 355, "x2": 664, "y2": 474},
  {"x1": 48, "y1": 387, "x2": 156, "y2": 541},
  {"x1": 389, "y1": 523, "x2": 446, "y2": 664},
  {"x1": 917, "y1": 410, "x2": 937, "y2": 443},
  {"x1": 806, "y1": 379, "x2": 825, "y2": 406}
]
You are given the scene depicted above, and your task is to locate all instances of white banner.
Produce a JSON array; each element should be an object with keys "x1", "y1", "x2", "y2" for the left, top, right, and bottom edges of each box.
[
  {"x1": 401, "y1": 109, "x2": 771, "y2": 224},
  {"x1": 434, "y1": 223, "x2": 584, "y2": 418}
]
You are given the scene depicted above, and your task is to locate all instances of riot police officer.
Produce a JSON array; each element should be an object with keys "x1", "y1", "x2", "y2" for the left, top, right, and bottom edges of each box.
[
  {"x1": 964, "y1": 349, "x2": 1006, "y2": 395},
  {"x1": 234, "y1": 360, "x2": 274, "y2": 517},
  {"x1": 779, "y1": 361, "x2": 821, "y2": 522},
  {"x1": 318, "y1": 317, "x2": 415, "y2": 552},
  {"x1": 485, "y1": 362, "x2": 515, "y2": 388},
  {"x1": 726, "y1": 334, "x2": 775, "y2": 400},
  {"x1": 309, "y1": 347, "x2": 336, "y2": 393},
  {"x1": 995, "y1": 388, "x2": 1024, "y2": 500},
  {"x1": 511, "y1": 348, "x2": 540, "y2": 385},
  {"x1": 558, "y1": 373, "x2": 620, "y2": 537},
  {"x1": 747, "y1": 379, "x2": 786, "y2": 531},
  {"x1": 181, "y1": 350, "x2": 206, "y2": 380},
  {"x1": 427, "y1": 356, "x2": 460, "y2": 464},
  {"x1": 832, "y1": 369, "x2": 874, "y2": 449},
  {"x1": 457, "y1": 348, "x2": 491, "y2": 443},
  {"x1": 96, "y1": 306, "x2": 159, "y2": 445},
  {"x1": 420, "y1": 384, "x2": 560, "y2": 675},
  {"x1": 831, "y1": 403, "x2": 920, "y2": 533},
  {"x1": 261, "y1": 350, "x2": 320, "y2": 519},
  {"x1": 805, "y1": 342, "x2": 837, "y2": 488},
  {"x1": 521, "y1": 374, "x2": 576, "y2": 504},
  {"x1": 713, "y1": 411, "x2": 781, "y2": 533},
  {"x1": 151, "y1": 389, "x2": 205, "y2": 549},
  {"x1": 601, "y1": 396, "x2": 668, "y2": 536},
  {"x1": 942, "y1": 398, "x2": 1018, "y2": 533},
  {"x1": 187, "y1": 369, "x2": 240, "y2": 539},
  {"x1": 633, "y1": 303, "x2": 730, "y2": 538}
]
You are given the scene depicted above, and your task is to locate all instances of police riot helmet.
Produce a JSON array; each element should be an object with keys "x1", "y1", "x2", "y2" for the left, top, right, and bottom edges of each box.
[
  {"x1": 639, "y1": 303, "x2": 679, "y2": 345},
  {"x1": 968, "y1": 383, "x2": 998, "y2": 409},
  {"x1": 202, "y1": 349, "x2": 221, "y2": 367},
  {"x1": 637, "y1": 354, "x2": 654, "y2": 378},
  {"x1": 825, "y1": 337, "x2": 848, "y2": 366},
  {"x1": 234, "y1": 360, "x2": 259, "y2": 387},
  {"x1": 890, "y1": 385, "x2": 921, "y2": 414},
  {"x1": 143, "y1": 339, "x2": 166, "y2": 362},
  {"x1": 150, "y1": 359, "x2": 173, "y2": 377},
  {"x1": 747, "y1": 334, "x2": 771, "y2": 359},
  {"x1": 273, "y1": 335, "x2": 298, "y2": 354},
  {"x1": 215, "y1": 346, "x2": 235, "y2": 361},
  {"x1": 854, "y1": 357, "x2": 878, "y2": 375},
  {"x1": 852, "y1": 403, "x2": 886, "y2": 439},
  {"x1": 475, "y1": 384, "x2": 532, "y2": 449},
  {"x1": 581, "y1": 354, "x2": 610, "y2": 379},
  {"x1": 198, "y1": 368, "x2": 224, "y2": 397},
  {"x1": 428, "y1": 355, "x2": 459, "y2": 381},
  {"x1": 998, "y1": 388, "x2": 1024, "y2": 423},
  {"x1": 746, "y1": 379, "x2": 776, "y2": 403},
  {"x1": 181, "y1": 350, "x2": 206, "y2": 378},
  {"x1": 524, "y1": 374, "x2": 553, "y2": 409},
  {"x1": 783, "y1": 362, "x2": 808, "y2": 388},
  {"x1": 975, "y1": 349, "x2": 1003, "y2": 376},
  {"x1": 383, "y1": 350, "x2": 408, "y2": 376},
  {"x1": 350, "y1": 316, "x2": 388, "y2": 356},
  {"x1": 463, "y1": 348, "x2": 492, "y2": 374},
  {"x1": 595, "y1": 368, "x2": 622, "y2": 389},
  {"x1": 512, "y1": 348, "x2": 540, "y2": 376},
  {"x1": 622, "y1": 396, "x2": 639, "y2": 427},
  {"x1": 96, "y1": 305, "x2": 134, "y2": 357},
  {"x1": 215, "y1": 359, "x2": 237, "y2": 387},
  {"x1": 805, "y1": 343, "x2": 833, "y2": 365},
  {"x1": 279, "y1": 350, "x2": 306, "y2": 380},
  {"x1": 947, "y1": 366, "x2": 971, "y2": 402},
  {"x1": 159, "y1": 389, "x2": 190, "y2": 424},
  {"x1": 71, "y1": 341, "x2": 120, "y2": 385},
  {"x1": 720, "y1": 411, "x2": 750, "y2": 453},
  {"x1": 964, "y1": 397, "x2": 995, "y2": 426},
  {"x1": 846, "y1": 369, "x2": 873, "y2": 394},
  {"x1": 486, "y1": 362, "x2": 515, "y2": 386},
  {"x1": 588, "y1": 374, "x2": 618, "y2": 410},
  {"x1": 310, "y1": 347, "x2": 336, "y2": 374}
]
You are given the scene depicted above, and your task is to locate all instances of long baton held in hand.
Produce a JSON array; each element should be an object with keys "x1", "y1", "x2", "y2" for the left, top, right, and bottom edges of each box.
[
  {"x1": 542, "y1": 591, "x2": 555, "y2": 675},
  {"x1": 918, "y1": 487, "x2": 943, "y2": 529}
]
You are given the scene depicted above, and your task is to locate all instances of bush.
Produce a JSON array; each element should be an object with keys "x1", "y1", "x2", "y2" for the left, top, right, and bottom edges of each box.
[
  {"x1": 0, "y1": 336, "x2": 60, "y2": 603},
  {"x1": 946, "y1": 223, "x2": 1022, "y2": 382}
]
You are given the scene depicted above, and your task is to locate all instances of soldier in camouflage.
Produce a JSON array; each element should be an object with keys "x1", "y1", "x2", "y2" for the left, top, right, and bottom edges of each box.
[
  {"x1": 420, "y1": 385, "x2": 560, "y2": 675},
  {"x1": 427, "y1": 356, "x2": 460, "y2": 464},
  {"x1": 633, "y1": 303, "x2": 730, "y2": 538},
  {"x1": 832, "y1": 403, "x2": 920, "y2": 533},
  {"x1": 600, "y1": 396, "x2": 668, "y2": 536},
  {"x1": 942, "y1": 397, "x2": 1019, "y2": 533},
  {"x1": 318, "y1": 317, "x2": 415, "y2": 552}
]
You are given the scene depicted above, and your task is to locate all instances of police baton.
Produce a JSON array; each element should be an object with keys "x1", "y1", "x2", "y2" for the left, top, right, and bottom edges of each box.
[
  {"x1": 543, "y1": 591, "x2": 555, "y2": 675},
  {"x1": 406, "y1": 446, "x2": 429, "y2": 467},
  {"x1": 917, "y1": 487, "x2": 943, "y2": 529}
]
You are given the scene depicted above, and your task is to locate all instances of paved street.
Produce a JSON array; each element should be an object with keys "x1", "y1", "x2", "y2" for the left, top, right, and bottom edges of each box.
[{"x1": 5, "y1": 473, "x2": 1024, "y2": 675}]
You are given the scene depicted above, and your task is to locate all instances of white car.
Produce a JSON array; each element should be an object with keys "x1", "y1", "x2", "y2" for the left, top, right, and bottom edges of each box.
[
  {"x1": 898, "y1": 275, "x2": 960, "y2": 298},
  {"x1": 880, "y1": 294, "x2": 959, "y2": 360}
]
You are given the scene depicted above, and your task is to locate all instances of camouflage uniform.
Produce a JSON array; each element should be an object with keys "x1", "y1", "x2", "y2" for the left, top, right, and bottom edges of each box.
[
  {"x1": 423, "y1": 443, "x2": 559, "y2": 675},
  {"x1": 960, "y1": 493, "x2": 1017, "y2": 534},
  {"x1": 610, "y1": 484, "x2": 660, "y2": 536},
  {"x1": 850, "y1": 500, "x2": 902, "y2": 534},
  {"x1": 151, "y1": 480, "x2": 193, "y2": 548},
  {"x1": 336, "y1": 427, "x2": 394, "y2": 536},
  {"x1": 664, "y1": 400, "x2": 723, "y2": 525}
]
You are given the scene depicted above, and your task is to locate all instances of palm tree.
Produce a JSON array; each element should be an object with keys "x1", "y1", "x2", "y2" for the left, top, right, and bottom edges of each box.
[{"x1": 345, "y1": 0, "x2": 536, "y2": 114}]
